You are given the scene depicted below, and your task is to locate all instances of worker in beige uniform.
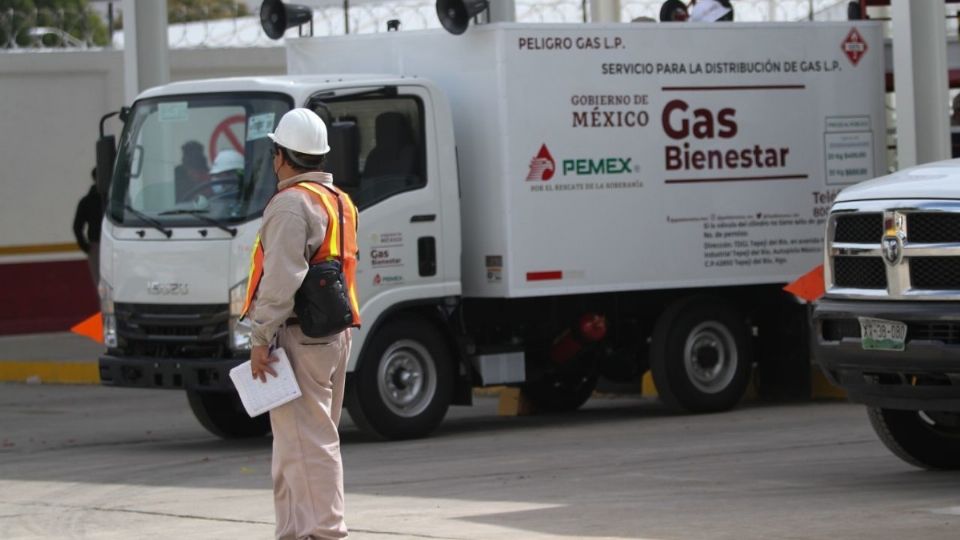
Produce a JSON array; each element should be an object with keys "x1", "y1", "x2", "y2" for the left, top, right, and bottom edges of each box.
[{"x1": 242, "y1": 108, "x2": 361, "y2": 540}]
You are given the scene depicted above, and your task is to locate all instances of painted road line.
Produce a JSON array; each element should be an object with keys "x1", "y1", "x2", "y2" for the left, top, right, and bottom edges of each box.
[
  {"x1": 0, "y1": 243, "x2": 80, "y2": 255},
  {"x1": 0, "y1": 361, "x2": 99, "y2": 384}
]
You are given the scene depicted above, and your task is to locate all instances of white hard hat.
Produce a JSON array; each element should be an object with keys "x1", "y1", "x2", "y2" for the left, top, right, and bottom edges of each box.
[
  {"x1": 268, "y1": 108, "x2": 330, "y2": 155},
  {"x1": 209, "y1": 149, "x2": 244, "y2": 174}
]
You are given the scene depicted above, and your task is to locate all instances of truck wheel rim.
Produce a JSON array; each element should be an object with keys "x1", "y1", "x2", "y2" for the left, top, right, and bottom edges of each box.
[
  {"x1": 377, "y1": 339, "x2": 437, "y2": 418},
  {"x1": 919, "y1": 411, "x2": 960, "y2": 436},
  {"x1": 683, "y1": 322, "x2": 737, "y2": 394}
]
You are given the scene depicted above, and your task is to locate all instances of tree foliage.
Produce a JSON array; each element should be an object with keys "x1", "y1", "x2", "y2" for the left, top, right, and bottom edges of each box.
[
  {"x1": 1, "y1": 0, "x2": 251, "y2": 48},
  {"x1": 168, "y1": 0, "x2": 250, "y2": 23},
  {"x1": 0, "y1": 0, "x2": 109, "y2": 47}
]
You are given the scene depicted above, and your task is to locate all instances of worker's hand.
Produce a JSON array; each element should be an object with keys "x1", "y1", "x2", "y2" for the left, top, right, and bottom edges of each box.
[{"x1": 250, "y1": 345, "x2": 278, "y2": 383}]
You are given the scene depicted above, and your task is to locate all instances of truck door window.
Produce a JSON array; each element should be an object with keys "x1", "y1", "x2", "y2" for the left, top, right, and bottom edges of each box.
[{"x1": 316, "y1": 96, "x2": 425, "y2": 209}]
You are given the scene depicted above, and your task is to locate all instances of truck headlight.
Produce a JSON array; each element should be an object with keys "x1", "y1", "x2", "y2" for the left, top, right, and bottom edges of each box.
[
  {"x1": 99, "y1": 280, "x2": 117, "y2": 348},
  {"x1": 229, "y1": 280, "x2": 251, "y2": 351}
]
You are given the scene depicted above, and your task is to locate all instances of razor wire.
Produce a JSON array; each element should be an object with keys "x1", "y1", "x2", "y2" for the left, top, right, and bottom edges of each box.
[{"x1": 3, "y1": 1, "x2": 956, "y2": 51}]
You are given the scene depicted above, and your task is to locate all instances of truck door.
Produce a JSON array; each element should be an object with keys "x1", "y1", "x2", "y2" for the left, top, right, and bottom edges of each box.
[{"x1": 309, "y1": 86, "x2": 443, "y2": 320}]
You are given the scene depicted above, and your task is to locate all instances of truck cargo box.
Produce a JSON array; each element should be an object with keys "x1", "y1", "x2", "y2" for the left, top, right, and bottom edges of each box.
[{"x1": 286, "y1": 22, "x2": 885, "y2": 299}]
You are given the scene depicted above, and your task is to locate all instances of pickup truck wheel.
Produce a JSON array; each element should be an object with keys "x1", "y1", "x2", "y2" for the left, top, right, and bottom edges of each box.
[
  {"x1": 186, "y1": 390, "x2": 270, "y2": 438},
  {"x1": 650, "y1": 300, "x2": 752, "y2": 412},
  {"x1": 522, "y1": 373, "x2": 597, "y2": 413},
  {"x1": 867, "y1": 407, "x2": 960, "y2": 470},
  {"x1": 346, "y1": 319, "x2": 453, "y2": 440}
]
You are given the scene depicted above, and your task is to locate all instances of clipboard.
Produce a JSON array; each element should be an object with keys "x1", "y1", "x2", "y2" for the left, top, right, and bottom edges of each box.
[{"x1": 229, "y1": 348, "x2": 302, "y2": 417}]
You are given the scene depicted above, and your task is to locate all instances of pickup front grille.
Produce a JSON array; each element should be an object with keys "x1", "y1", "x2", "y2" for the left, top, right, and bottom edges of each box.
[
  {"x1": 911, "y1": 257, "x2": 960, "y2": 290},
  {"x1": 908, "y1": 321, "x2": 960, "y2": 344},
  {"x1": 833, "y1": 256, "x2": 886, "y2": 289},
  {"x1": 834, "y1": 213, "x2": 882, "y2": 243},
  {"x1": 906, "y1": 213, "x2": 960, "y2": 243},
  {"x1": 827, "y1": 203, "x2": 960, "y2": 300}
]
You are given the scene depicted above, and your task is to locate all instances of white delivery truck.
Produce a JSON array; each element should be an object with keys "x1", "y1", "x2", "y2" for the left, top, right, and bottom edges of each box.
[{"x1": 96, "y1": 19, "x2": 886, "y2": 439}]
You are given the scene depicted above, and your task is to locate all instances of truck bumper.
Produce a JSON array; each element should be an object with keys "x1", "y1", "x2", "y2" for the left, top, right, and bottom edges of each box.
[
  {"x1": 99, "y1": 354, "x2": 246, "y2": 392},
  {"x1": 812, "y1": 299, "x2": 960, "y2": 411}
]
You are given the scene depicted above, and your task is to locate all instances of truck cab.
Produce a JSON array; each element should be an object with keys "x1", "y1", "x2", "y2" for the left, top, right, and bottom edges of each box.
[{"x1": 98, "y1": 76, "x2": 464, "y2": 438}]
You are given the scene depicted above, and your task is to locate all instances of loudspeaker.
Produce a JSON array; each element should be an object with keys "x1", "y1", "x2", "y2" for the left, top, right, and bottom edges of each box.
[
  {"x1": 260, "y1": 0, "x2": 313, "y2": 40},
  {"x1": 436, "y1": 0, "x2": 489, "y2": 35}
]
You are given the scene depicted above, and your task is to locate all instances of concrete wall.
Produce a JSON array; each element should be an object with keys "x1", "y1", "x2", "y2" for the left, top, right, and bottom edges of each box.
[
  {"x1": 0, "y1": 47, "x2": 284, "y2": 334},
  {"x1": 0, "y1": 47, "x2": 284, "y2": 251}
]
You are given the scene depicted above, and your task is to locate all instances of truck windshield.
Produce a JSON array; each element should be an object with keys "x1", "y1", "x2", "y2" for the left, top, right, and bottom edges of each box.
[{"x1": 106, "y1": 93, "x2": 292, "y2": 226}]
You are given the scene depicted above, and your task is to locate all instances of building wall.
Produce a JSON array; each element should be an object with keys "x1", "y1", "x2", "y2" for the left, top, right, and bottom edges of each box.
[{"x1": 0, "y1": 47, "x2": 284, "y2": 334}]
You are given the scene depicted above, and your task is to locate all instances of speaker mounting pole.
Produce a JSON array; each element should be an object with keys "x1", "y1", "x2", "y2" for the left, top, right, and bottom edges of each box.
[{"x1": 487, "y1": 0, "x2": 515, "y2": 22}]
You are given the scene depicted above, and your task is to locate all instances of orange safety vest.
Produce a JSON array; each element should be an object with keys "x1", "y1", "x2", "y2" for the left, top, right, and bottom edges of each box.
[{"x1": 240, "y1": 181, "x2": 361, "y2": 327}]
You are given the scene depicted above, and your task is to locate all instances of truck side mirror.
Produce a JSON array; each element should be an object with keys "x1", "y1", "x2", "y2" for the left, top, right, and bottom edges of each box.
[
  {"x1": 96, "y1": 135, "x2": 116, "y2": 204},
  {"x1": 96, "y1": 108, "x2": 127, "y2": 205}
]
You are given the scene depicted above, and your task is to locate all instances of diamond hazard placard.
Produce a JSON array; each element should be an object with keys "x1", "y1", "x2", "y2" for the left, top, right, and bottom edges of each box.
[{"x1": 842, "y1": 28, "x2": 868, "y2": 66}]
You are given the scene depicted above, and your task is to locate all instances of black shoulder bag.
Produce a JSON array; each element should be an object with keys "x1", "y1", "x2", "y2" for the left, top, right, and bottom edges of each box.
[{"x1": 293, "y1": 185, "x2": 355, "y2": 338}]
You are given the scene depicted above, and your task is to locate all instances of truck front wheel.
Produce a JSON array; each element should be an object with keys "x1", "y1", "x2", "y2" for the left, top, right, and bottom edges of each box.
[
  {"x1": 650, "y1": 299, "x2": 752, "y2": 412},
  {"x1": 186, "y1": 390, "x2": 271, "y2": 438},
  {"x1": 867, "y1": 407, "x2": 960, "y2": 470},
  {"x1": 346, "y1": 319, "x2": 453, "y2": 440}
]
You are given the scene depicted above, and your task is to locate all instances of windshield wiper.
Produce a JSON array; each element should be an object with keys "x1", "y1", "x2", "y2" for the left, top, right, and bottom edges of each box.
[
  {"x1": 123, "y1": 204, "x2": 172, "y2": 238},
  {"x1": 158, "y1": 209, "x2": 238, "y2": 237}
]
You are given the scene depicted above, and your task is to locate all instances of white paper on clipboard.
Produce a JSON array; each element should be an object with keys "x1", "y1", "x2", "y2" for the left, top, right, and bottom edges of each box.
[{"x1": 229, "y1": 348, "x2": 301, "y2": 417}]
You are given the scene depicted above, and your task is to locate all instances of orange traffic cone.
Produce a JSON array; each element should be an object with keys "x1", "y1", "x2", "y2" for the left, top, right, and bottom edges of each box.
[{"x1": 70, "y1": 312, "x2": 103, "y2": 344}]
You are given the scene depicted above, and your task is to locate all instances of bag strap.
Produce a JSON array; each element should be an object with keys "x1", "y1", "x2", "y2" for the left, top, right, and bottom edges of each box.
[
  {"x1": 296, "y1": 181, "x2": 345, "y2": 264},
  {"x1": 321, "y1": 184, "x2": 345, "y2": 265}
]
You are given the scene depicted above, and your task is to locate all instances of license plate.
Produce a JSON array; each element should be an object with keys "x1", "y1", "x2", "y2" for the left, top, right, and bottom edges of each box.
[{"x1": 858, "y1": 317, "x2": 907, "y2": 351}]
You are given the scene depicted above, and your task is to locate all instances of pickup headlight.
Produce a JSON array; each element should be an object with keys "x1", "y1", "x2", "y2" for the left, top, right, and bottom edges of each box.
[
  {"x1": 229, "y1": 280, "x2": 251, "y2": 351},
  {"x1": 98, "y1": 281, "x2": 117, "y2": 348}
]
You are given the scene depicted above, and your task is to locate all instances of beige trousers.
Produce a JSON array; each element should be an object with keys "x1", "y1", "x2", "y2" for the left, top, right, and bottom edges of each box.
[{"x1": 270, "y1": 325, "x2": 350, "y2": 540}]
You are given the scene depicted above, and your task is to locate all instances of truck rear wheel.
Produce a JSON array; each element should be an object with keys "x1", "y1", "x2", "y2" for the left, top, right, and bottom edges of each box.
[
  {"x1": 346, "y1": 318, "x2": 453, "y2": 440},
  {"x1": 186, "y1": 390, "x2": 270, "y2": 438},
  {"x1": 867, "y1": 407, "x2": 960, "y2": 470},
  {"x1": 650, "y1": 299, "x2": 752, "y2": 412}
]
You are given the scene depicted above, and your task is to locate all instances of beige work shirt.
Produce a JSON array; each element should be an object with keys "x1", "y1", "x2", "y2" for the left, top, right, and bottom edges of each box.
[{"x1": 249, "y1": 171, "x2": 334, "y2": 347}]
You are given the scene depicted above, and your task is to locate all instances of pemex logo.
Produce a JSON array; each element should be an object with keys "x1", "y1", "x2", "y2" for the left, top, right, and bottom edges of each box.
[{"x1": 527, "y1": 144, "x2": 556, "y2": 181}]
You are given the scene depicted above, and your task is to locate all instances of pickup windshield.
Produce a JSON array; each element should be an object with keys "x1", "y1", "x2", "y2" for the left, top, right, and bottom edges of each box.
[{"x1": 107, "y1": 92, "x2": 292, "y2": 226}]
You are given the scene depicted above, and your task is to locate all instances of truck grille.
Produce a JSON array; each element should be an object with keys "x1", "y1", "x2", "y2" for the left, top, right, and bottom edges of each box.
[
  {"x1": 834, "y1": 213, "x2": 882, "y2": 243},
  {"x1": 115, "y1": 303, "x2": 230, "y2": 357},
  {"x1": 906, "y1": 213, "x2": 960, "y2": 243},
  {"x1": 826, "y1": 203, "x2": 960, "y2": 300},
  {"x1": 910, "y1": 257, "x2": 960, "y2": 289},
  {"x1": 833, "y1": 256, "x2": 886, "y2": 289}
]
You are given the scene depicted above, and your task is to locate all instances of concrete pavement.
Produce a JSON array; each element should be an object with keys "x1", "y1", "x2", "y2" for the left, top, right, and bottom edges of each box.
[{"x1": 1, "y1": 383, "x2": 959, "y2": 540}]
